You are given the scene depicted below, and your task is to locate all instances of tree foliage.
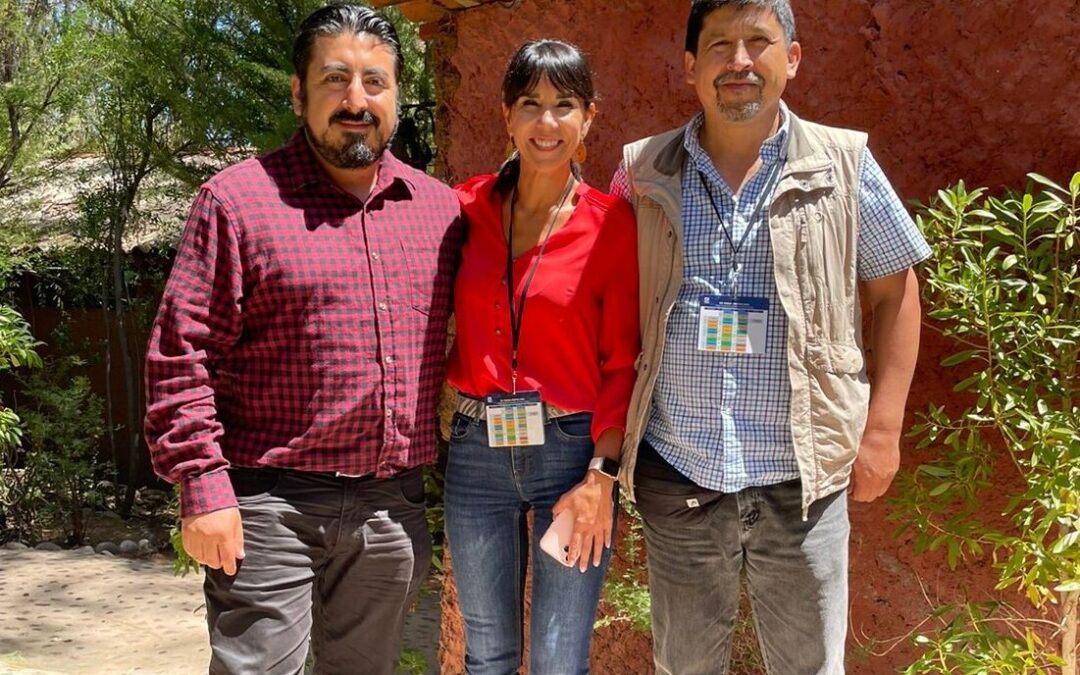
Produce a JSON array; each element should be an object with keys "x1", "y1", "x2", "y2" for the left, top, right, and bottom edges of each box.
[
  {"x1": 0, "y1": 0, "x2": 90, "y2": 188},
  {"x1": 894, "y1": 172, "x2": 1080, "y2": 672}
]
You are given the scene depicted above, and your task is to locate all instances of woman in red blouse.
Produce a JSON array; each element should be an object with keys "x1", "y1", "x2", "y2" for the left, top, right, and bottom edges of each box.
[{"x1": 444, "y1": 40, "x2": 640, "y2": 674}]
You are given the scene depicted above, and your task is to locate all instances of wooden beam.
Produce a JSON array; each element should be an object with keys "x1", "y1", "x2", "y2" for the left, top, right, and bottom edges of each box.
[
  {"x1": 372, "y1": 0, "x2": 497, "y2": 34},
  {"x1": 395, "y1": 0, "x2": 448, "y2": 23},
  {"x1": 371, "y1": 0, "x2": 494, "y2": 10},
  {"x1": 435, "y1": 0, "x2": 485, "y2": 8}
]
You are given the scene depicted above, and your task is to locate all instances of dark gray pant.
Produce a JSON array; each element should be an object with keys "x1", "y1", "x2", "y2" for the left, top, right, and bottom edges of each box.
[
  {"x1": 634, "y1": 442, "x2": 848, "y2": 675},
  {"x1": 204, "y1": 467, "x2": 431, "y2": 675}
]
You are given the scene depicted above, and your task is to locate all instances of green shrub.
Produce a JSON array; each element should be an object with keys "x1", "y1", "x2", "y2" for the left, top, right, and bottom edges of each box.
[
  {"x1": 14, "y1": 341, "x2": 110, "y2": 545},
  {"x1": 893, "y1": 172, "x2": 1079, "y2": 673},
  {"x1": 0, "y1": 305, "x2": 42, "y2": 450},
  {"x1": 0, "y1": 305, "x2": 42, "y2": 540}
]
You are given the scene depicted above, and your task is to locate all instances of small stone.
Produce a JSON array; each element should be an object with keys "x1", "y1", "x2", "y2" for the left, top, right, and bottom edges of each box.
[
  {"x1": 35, "y1": 542, "x2": 62, "y2": 551},
  {"x1": 138, "y1": 538, "x2": 151, "y2": 551},
  {"x1": 119, "y1": 539, "x2": 139, "y2": 556},
  {"x1": 2, "y1": 541, "x2": 28, "y2": 550},
  {"x1": 75, "y1": 546, "x2": 95, "y2": 555},
  {"x1": 100, "y1": 550, "x2": 114, "y2": 557},
  {"x1": 94, "y1": 541, "x2": 120, "y2": 555}
]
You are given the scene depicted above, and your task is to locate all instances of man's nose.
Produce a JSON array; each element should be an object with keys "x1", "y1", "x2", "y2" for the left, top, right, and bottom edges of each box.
[
  {"x1": 343, "y1": 76, "x2": 369, "y2": 112},
  {"x1": 727, "y1": 40, "x2": 754, "y2": 71}
]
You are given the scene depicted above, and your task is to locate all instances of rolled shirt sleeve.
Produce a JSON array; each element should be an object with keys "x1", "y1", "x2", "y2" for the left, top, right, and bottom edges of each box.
[{"x1": 144, "y1": 188, "x2": 243, "y2": 517}]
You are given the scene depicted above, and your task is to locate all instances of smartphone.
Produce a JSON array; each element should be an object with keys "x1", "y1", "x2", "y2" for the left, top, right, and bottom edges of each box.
[{"x1": 539, "y1": 509, "x2": 576, "y2": 567}]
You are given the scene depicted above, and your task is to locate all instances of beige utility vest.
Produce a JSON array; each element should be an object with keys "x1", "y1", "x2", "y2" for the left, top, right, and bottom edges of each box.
[{"x1": 619, "y1": 112, "x2": 871, "y2": 516}]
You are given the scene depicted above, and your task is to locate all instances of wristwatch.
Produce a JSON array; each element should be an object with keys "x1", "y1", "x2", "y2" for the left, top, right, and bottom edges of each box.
[{"x1": 587, "y1": 456, "x2": 620, "y2": 480}]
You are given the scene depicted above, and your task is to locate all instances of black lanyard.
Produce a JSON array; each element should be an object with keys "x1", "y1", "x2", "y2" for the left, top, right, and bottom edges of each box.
[
  {"x1": 505, "y1": 177, "x2": 576, "y2": 393},
  {"x1": 698, "y1": 162, "x2": 782, "y2": 292}
]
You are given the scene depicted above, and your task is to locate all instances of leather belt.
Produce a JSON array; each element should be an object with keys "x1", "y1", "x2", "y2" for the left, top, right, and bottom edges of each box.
[{"x1": 454, "y1": 393, "x2": 580, "y2": 422}]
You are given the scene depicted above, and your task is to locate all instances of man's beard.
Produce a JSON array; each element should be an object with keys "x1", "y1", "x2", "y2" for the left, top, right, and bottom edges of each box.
[
  {"x1": 712, "y1": 72, "x2": 765, "y2": 122},
  {"x1": 305, "y1": 109, "x2": 397, "y2": 169}
]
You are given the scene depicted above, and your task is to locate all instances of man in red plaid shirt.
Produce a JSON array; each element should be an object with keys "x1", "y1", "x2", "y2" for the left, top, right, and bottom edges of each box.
[{"x1": 144, "y1": 5, "x2": 462, "y2": 673}]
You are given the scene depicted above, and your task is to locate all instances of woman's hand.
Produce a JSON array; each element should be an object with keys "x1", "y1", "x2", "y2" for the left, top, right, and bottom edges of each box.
[{"x1": 552, "y1": 469, "x2": 615, "y2": 572}]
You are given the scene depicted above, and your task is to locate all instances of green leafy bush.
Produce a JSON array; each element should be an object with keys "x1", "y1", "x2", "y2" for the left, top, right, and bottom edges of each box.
[
  {"x1": 6, "y1": 330, "x2": 111, "y2": 545},
  {"x1": 0, "y1": 305, "x2": 42, "y2": 540},
  {"x1": 0, "y1": 305, "x2": 43, "y2": 450},
  {"x1": 893, "y1": 172, "x2": 1079, "y2": 673}
]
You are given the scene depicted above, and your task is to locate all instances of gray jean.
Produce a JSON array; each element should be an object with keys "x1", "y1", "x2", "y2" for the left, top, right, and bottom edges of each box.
[
  {"x1": 203, "y1": 466, "x2": 431, "y2": 675},
  {"x1": 634, "y1": 442, "x2": 848, "y2": 675}
]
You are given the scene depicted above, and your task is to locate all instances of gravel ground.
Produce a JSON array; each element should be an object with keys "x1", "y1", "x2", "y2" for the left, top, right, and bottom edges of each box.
[{"x1": 0, "y1": 549, "x2": 440, "y2": 674}]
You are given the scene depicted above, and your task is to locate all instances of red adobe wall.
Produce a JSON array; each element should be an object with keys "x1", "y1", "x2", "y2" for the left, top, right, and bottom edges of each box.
[
  {"x1": 434, "y1": 0, "x2": 1080, "y2": 195},
  {"x1": 430, "y1": 1, "x2": 1080, "y2": 671}
]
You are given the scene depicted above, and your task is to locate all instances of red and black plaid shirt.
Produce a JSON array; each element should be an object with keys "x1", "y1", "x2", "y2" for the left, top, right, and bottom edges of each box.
[{"x1": 145, "y1": 132, "x2": 463, "y2": 517}]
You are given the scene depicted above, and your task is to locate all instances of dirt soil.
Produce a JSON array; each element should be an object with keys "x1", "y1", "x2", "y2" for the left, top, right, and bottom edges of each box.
[{"x1": 0, "y1": 549, "x2": 207, "y2": 675}]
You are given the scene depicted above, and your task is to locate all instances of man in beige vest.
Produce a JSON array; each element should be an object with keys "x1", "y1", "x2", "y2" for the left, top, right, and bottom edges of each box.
[{"x1": 609, "y1": 0, "x2": 930, "y2": 672}]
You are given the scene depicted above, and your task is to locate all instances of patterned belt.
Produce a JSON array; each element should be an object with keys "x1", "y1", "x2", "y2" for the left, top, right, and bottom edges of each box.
[{"x1": 454, "y1": 393, "x2": 580, "y2": 422}]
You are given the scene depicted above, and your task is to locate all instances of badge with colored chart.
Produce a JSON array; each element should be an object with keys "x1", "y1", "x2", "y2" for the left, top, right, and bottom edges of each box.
[
  {"x1": 484, "y1": 391, "x2": 546, "y2": 447},
  {"x1": 697, "y1": 295, "x2": 769, "y2": 355}
]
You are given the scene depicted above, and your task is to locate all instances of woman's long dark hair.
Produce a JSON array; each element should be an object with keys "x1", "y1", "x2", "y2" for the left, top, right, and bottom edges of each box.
[{"x1": 494, "y1": 40, "x2": 596, "y2": 196}]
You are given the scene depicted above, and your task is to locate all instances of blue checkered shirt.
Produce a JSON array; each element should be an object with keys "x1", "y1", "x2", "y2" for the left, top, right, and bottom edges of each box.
[{"x1": 611, "y1": 106, "x2": 931, "y2": 492}]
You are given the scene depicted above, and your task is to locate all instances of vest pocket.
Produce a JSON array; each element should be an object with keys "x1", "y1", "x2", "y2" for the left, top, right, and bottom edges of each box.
[
  {"x1": 806, "y1": 341, "x2": 864, "y2": 374},
  {"x1": 806, "y1": 344, "x2": 869, "y2": 480}
]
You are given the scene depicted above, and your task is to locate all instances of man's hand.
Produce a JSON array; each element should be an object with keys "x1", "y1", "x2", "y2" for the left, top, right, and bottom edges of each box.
[
  {"x1": 849, "y1": 428, "x2": 901, "y2": 502},
  {"x1": 181, "y1": 507, "x2": 245, "y2": 575}
]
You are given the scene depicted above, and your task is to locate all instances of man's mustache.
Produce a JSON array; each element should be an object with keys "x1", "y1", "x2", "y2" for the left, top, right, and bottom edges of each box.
[
  {"x1": 331, "y1": 110, "x2": 379, "y2": 127},
  {"x1": 713, "y1": 72, "x2": 764, "y2": 87}
]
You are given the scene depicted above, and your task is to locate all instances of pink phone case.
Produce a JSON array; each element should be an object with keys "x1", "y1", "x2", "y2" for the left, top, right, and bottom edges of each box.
[{"x1": 539, "y1": 509, "x2": 575, "y2": 567}]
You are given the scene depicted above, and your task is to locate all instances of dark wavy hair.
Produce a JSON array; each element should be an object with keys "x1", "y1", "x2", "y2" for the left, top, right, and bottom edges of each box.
[
  {"x1": 686, "y1": 0, "x2": 797, "y2": 54},
  {"x1": 494, "y1": 40, "x2": 595, "y2": 195},
  {"x1": 292, "y1": 4, "x2": 403, "y2": 84}
]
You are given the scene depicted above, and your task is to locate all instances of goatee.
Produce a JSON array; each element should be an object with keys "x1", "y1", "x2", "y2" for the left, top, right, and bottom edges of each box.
[
  {"x1": 713, "y1": 72, "x2": 765, "y2": 122},
  {"x1": 305, "y1": 109, "x2": 396, "y2": 169}
]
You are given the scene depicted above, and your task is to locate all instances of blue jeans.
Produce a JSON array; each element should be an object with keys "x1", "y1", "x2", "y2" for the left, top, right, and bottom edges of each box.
[
  {"x1": 634, "y1": 441, "x2": 849, "y2": 675},
  {"x1": 445, "y1": 411, "x2": 615, "y2": 675}
]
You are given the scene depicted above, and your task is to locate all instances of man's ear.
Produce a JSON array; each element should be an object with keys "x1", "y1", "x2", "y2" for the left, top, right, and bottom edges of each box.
[
  {"x1": 291, "y1": 75, "x2": 304, "y2": 117},
  {"x1": 786, "y1": 40, "x2": 802, "y2": 80},
  {"x1": 684, "y1": 51, "x2": 698, "y2": 86}
]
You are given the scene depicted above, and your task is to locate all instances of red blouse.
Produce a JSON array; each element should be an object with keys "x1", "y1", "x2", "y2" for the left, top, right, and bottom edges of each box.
[{"x1": 448, "y1": 174, "x2": 640, "y2": 442}]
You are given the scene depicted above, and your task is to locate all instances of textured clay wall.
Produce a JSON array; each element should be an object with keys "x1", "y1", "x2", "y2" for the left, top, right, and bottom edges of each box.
[
  {"x1": 437, "y1": 0, "x2": 1080, "y2": 195},
  {"x1": 432, "y1": 1, "x2": 1080, "y2": 672}
]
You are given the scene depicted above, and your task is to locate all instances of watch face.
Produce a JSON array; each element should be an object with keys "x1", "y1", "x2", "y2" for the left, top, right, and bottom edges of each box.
[{"x1": 591, "y1": 457, "x2": 620, "y2": 478}]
